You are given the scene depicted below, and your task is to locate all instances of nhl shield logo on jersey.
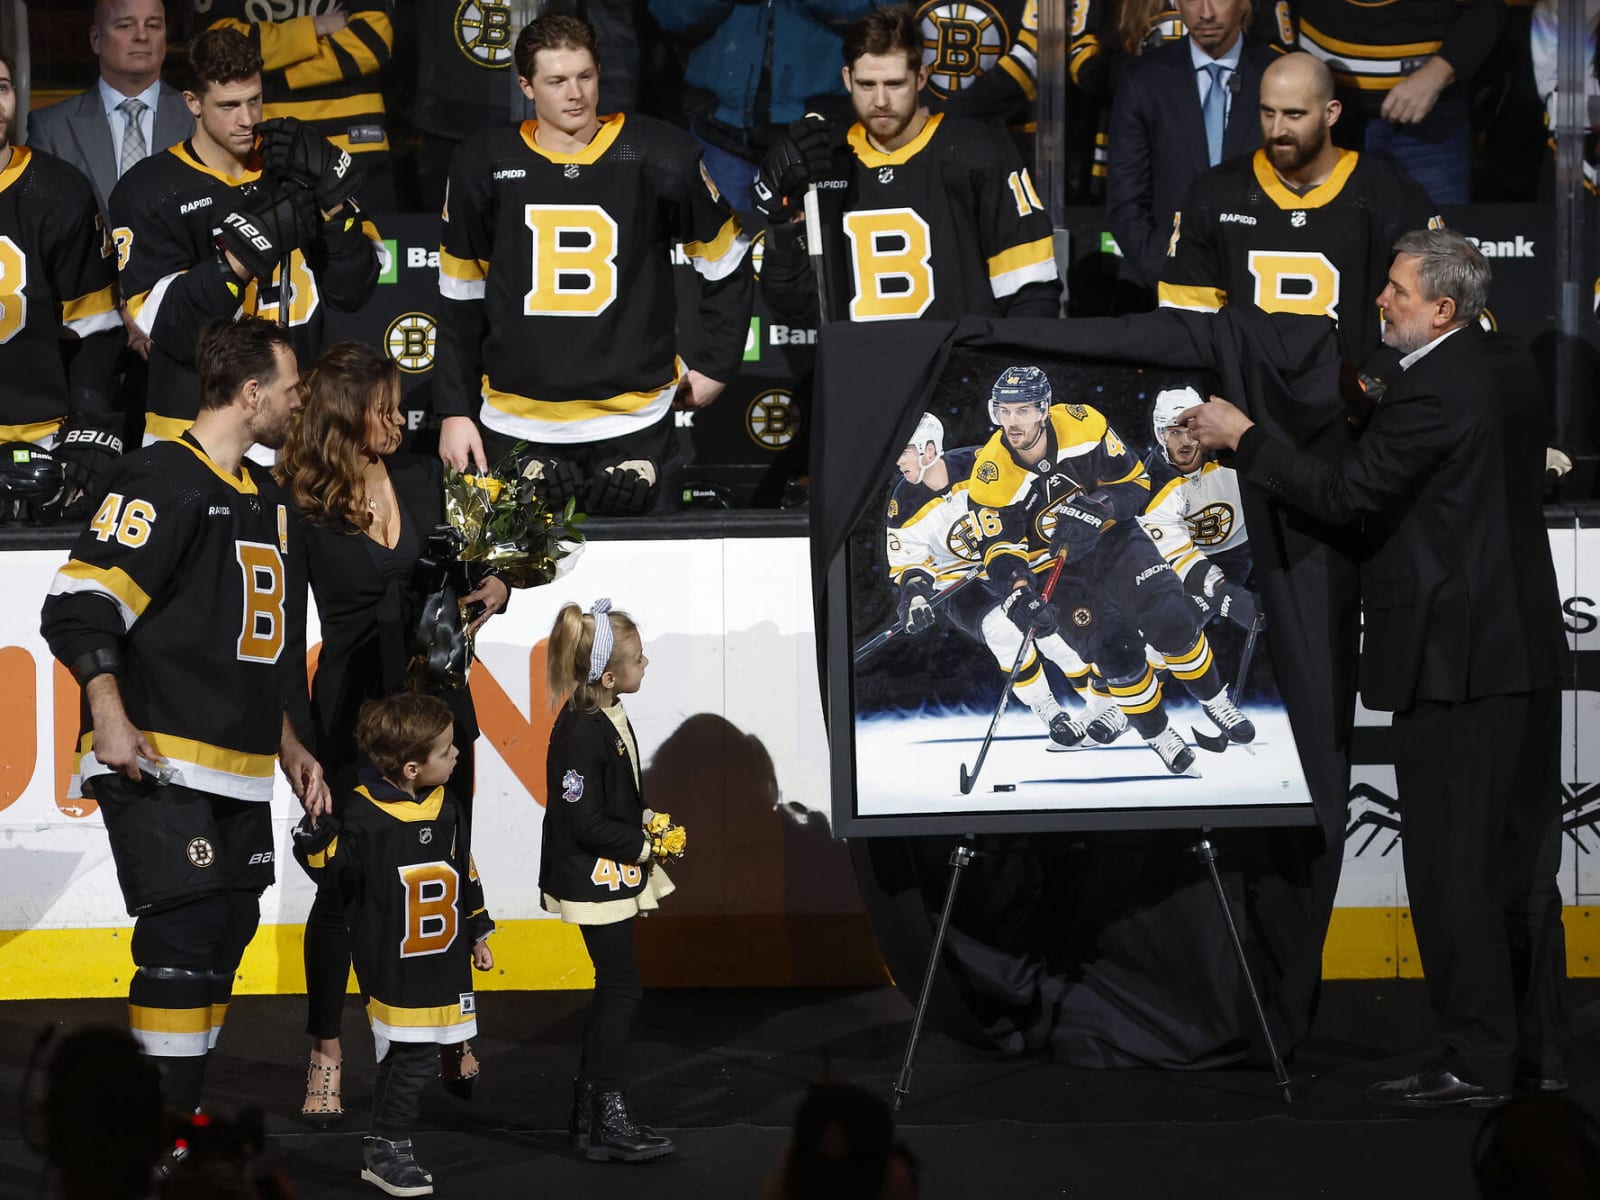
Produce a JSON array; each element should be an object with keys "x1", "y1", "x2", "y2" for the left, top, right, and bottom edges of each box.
[
  {"x1": 186, "y1": 837, "x2": 215, "y2": 868},
  {"x1": 562, "y1": 769, "x2": 584, "y2": 802},
  {"x1": 459, "y1": 993, "x2": 476, "y2": 1014},
  {"x1": 386, "y1": 312, "x2": 437, "y2": 374},
  {"x1": 419, "y1": 827, "x2": 434, "y2": 845},
  {"x1": 1291, "y1": 211, "x2": 1307, "y2": 228},
  {"x1": 878, "y1": 167, "x2": 894, "y2": 185},
  {"x1": 564, "y1": 163, "x2": 580, "y2": 180}
]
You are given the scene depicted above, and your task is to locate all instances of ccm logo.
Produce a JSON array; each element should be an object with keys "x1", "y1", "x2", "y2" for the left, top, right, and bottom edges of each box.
[
  {"x1": 223, "y1": 212, "x2": 273, "y2": 252},
  {"x1": 247, "y1": 851, "x2": 274, "y2": 866}
]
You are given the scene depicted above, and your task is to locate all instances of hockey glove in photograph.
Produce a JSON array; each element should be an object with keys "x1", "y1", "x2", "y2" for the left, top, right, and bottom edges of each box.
[
  {"x1": 1049, "y1": 491, "x2": 1115, "y2": 561},
  {"x1": 257, "y1": 116, "x2": 359, "y2": 212},
  {"x1": 1193, "y1": 563, "x2": 1259, "y2": 629},
  {"x1": 1002, "y1": 584, "x2": 1058, "y2": 636},
  {"x1": 896, "y1": 575, "x2": 937, "y2": 635},
  {"x1": 751, "y1": 116, "x2": 835, "y2": 221}
]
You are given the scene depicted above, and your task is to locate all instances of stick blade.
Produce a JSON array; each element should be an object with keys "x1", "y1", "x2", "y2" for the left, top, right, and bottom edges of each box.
[{"x1": 958, "y1": 764, "x2": 975, "y2": 794}]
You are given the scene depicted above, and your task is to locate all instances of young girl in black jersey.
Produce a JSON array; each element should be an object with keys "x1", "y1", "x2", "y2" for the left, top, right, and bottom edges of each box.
[{"x1": 541, "y1": 600, "x2": 685, "y2": 1163}]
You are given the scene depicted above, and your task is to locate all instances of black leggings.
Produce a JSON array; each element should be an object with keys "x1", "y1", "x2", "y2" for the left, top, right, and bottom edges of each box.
[
  {"x1": 578, "y1": 919, "x2": 642, "y2": 1090},
  {"x1": 370, "y1": 1042, "x2": 437, "y2": 1142}
]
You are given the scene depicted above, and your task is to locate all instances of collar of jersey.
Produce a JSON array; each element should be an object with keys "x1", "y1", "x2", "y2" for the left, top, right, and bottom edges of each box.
[
  {"x1": 0, "y1": 145, "x2": 31, "y2": 196},
  {"x1": 173, "y1": 139, "x2": 263, "y2": 186},
  {"x1": 356, "y1": 772, "x2": 447, "y2": 822},
  {"x1": 177, "y1": 432, "x2": 259, "y2": 495},
  {"x1": 1251, "y1": 147, "x2": 1358, "y2": 211},
  {"x1": 519, "y1": 113, "x2": 625, "y2": 164},
  {"x1": 848, "y1": 112, "x2": 942, "y2": 167}
]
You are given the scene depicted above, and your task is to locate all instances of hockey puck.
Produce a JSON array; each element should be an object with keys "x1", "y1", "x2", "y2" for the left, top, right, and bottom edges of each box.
[{"x1": 992, "y1": 784, "x2": 1016, "y2": 792}]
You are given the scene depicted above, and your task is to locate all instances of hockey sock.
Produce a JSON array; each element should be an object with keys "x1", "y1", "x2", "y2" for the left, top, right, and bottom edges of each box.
[
  {"x1": 1011, "y1": 654, "x2": 1061, "y2": 720},
  {"x1": 128, "y1": 965, "x2": 211, "y2": 1111},
  {"x1": 207, "y1": 971, "x2": 233, "y2": 1051},
  {"x1": 1105, "y1": 665, "x2": 1168, "y2": 739},
  {"x1": 1161, "y1": 634, "x2": 1222, "y2": 702}
]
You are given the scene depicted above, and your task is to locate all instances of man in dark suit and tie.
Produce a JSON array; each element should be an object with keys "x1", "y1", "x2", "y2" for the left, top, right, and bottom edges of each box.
[
  {"x1": 1180, "y1": 227, "x2": 1570, "y2": 1106},
  {"x1": 1105, "y1": 0, "x2": 1279, "y2": 294}
]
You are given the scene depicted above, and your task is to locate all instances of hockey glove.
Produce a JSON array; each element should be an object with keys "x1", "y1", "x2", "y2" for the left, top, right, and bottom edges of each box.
[
  {"x1": 217, "y1": 185, "x2": 319, "y2": 281},
  {"x1": 1189, "y1": 563, "x2": 1259, "y2": 630},
  {"x1": 646, "y1": 810, "x2": 687, "y2": 862},
  {"x1": 587, "y1": 456, "x2": 658, "y2": 516},
  {"x1": 256, "y1": 116, "x2": 359, "y2": 212},
  {"x1": 1049, "y1": 491, "x2": 1115, "y2": 561},
  {"x1": 518, "y1": 455, "x2": 584, "y2": 507},
  {"x1": 1002, "y1": 584, "x2": 1058, "y2": 636},
  {"x1": 751, "y1": 116, "x2": 835, "y2": 221},
  {"x1": 48, "y1": 417, "x2": 124, "y2": 521},
  {"x1": 896, "y1": 574, "x2": 937, "y2": 635}
]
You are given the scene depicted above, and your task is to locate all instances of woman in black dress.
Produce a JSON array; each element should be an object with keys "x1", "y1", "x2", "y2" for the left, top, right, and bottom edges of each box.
[{"x1": 277, "y1": 342, "x2": 508, "y2": 1125}]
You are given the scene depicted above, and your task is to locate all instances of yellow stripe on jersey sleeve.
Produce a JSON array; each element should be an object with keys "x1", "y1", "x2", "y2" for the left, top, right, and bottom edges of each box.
[
  {"x1": 1158, "y1": 282, "x2": 1227, "y2": 312},
  {"x1": 304, "y1": 836, "x2": 340, "y2": 870},
  {"x1": 1296, "y1": 20, "x2": 1443, "y2": 60},
  {"x1": 207, "y1": 15, "x2": 318, "y2": 70},
  {"x1": 264, "y1": 93, "x2": 388, "y2": 123},
  {"x1": 53, "y1": 561, "x2": 152, "y2": 624},
  {"x1": 1145, "y1": 473, "x2": 1188, "y2": 516},
  {"x1": 998, "y1": 56, "x2": 1038, "y2": 99},
  {"x1": 682, "y1": 216, "x2": 749, "y2": 282},
  {"x1": 62, "y1": 283, "x2": 119, "y2": 327},
  {"x1": 440, "y1": 250, "x2": 489, "y2": 282},
  {"x1": 141, "y1": 412, "x2": 194, "y2": 444},
  {"x1": 987, "y1": 236, "x2": 1057, "y2": 298},
  {"x1": 0, "y1": 418, "x2": 64, "y2": 445}
]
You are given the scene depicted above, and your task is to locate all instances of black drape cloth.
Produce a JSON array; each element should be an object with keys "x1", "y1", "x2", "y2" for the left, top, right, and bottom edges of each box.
[{"x1": 813, "y1": 309, "x2": 1361, "y2": 1066}]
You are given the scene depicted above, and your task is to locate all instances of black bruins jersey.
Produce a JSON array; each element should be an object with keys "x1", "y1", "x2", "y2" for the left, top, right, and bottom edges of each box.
[
  {"x1": 1158, "y1": 149, "x2": 1440, "y2": 364},
  {"x1": 966, "y1": 402, "x2": 1150, "y2": 578},
  {"x1": 109, "y1": 140, "x2": 382, "y2": 438},
  {"x1": 1296, "y1": 0, "x2": 1504, "y2": 111},
  {"x1": 297, "y1": 771, "x2": 493, "y2": 1050},
  {"x1": 0, "y1": 146, "x2": 120, "y2": 442},
  {"x1": 202, "y1": 1, "x2": 394, "y2": 157},
  {"x1": 42, "y1": 435, "x2": 299, "y2": 802},
  {"x1": 414, "y1": 0, "x2": 519, "y2": 140},
  {"x1": 436, "y1": 113, "x2": 752, "y2": 445}
]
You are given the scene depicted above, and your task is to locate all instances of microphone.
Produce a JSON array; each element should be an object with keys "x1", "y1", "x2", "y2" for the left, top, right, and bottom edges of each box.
[{"x1": 1226, "y1": 72, "x2": 1242, "y2": 95}]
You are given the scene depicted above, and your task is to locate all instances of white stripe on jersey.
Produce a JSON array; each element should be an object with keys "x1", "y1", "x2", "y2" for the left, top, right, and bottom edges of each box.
[
  {"x1": 439, "y1": 273, "x2": 487, "y2": 301},
  {"x1": 688, "y1": 231, "x2": 751, "y2": 282},
  {"x1": 990, "y1": 256, "x2": 1059, "y2": 300},
  {"x1": 47, "y1": 573, "x2": 138, "y2": 630},
  {"x1": 64, "y1": 308, "x2": 123, "y2": 339}
]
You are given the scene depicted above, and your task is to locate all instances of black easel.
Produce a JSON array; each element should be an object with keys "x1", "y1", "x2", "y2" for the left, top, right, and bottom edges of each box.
[{"x1": 892, "y1": 831, "x2": 1294, "y2": 1109}]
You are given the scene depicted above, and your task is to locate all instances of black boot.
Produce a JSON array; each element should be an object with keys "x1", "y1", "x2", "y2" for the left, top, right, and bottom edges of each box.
[
  {"x1": 569, "y1": 1077, "x2": 595, "y2": 1148},
  {"x1": 586, "y1": 1090, "x2": 675, "y2": 1162}
]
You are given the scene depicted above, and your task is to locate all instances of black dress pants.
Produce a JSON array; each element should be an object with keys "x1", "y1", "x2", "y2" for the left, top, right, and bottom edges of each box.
[
  {"x1": 578, "y1": 918, "x2": 643, "y2": 1090},
  {"x1": 1392, "y1": 684, "x2": 1569, "y2": 1088}
]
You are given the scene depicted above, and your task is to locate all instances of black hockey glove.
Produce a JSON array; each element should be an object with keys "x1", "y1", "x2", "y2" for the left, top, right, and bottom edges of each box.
[
  {"x1": 1002, "y1": 583, "x2": 1058, "y2": 636},
  {"x1": 48, "y1": 417, "x2": 125, "y2": 521},
  {"x1": 518, "y1": 455, "x2": 584, "y2": 507},
  {"x1": 587, "y1": 456, "x2": 657, "y2": 516},
  {"x1": 217, "y1": 185, "x2": 319, "y2": 281},
  {"x1": 1186, "y1": 563, "x2": 1259, "y2": 630},
  {"x1": 751, "y1": 116, "x2": 835, "y2": 221},
  {"x1": 256, "y1": 116, "x2": 359, "y2": 212},
  {"x1": 896, "y1": 574, "x2": 937, "y2": 635},
  {"x1": 1049, "y1": 491, "x2": 1115, "y2": 561}
]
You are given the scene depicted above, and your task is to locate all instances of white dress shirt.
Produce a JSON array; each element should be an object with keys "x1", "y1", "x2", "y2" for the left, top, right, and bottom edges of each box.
[
  {"x1": 1398, "y1": 324, "x2": 1466, "y2": 371},
  {"x1": 1190, "y1": 36, "x2": 1244, "y2": 123}
]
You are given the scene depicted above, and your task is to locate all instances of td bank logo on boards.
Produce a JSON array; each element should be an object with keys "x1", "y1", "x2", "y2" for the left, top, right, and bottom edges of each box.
[
  {"x1": 1464, "y1": 235, "x2": 1535, "y2": 258},
  {"x1": 377, "y1": 239, "x2": 399, "y2": 284},
  {"x1": 386, "y1": 312, "x2": 437, "y2": 373},
  {"x1": 747, "y1": 389, "x2": 801, "y2": 450},
  {"x1": 455, "y1": 1, "x2": 515, "y2": 67},
  {"x1": 916, "y1": 0, "x2": 1009, "y2": 99}
]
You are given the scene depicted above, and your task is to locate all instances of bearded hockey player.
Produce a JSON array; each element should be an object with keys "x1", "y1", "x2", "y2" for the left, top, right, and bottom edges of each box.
[
  {"x1": 435, "y1": 13, "x2": 752, "y2": 516},
  {"x1": 1141, "y1": 386, "x2": 1259, "y2": 631},
  {"x1": 967, "y1": 366, "x2": 1255, "y2": 774},
  {"x1": 887, "y1": 412, "x2": 1126, "y2": 747}
]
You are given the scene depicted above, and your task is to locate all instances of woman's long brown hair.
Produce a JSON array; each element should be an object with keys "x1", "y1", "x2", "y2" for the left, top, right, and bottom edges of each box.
[{"x1": 274, "y1": 341, "x2": 401, "y2": 529}]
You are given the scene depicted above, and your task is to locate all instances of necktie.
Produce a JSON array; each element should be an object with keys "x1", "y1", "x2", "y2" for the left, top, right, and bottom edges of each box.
[
  {"x1": 117, "y1": 97, "x2": 148, "y2": 178},
  {"x1": 1202, "y1": 63, "x2": 1227, "y2": 167}
]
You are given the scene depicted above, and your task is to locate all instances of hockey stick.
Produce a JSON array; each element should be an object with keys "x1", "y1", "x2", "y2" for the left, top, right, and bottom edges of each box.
[
  {"x1": 1191, "y1": 610, "x2": 1265, "y2": 754},
  {"x1": 803, "y1": 182, "x2": 831, "y2": 327},
  {"x1": 959, "y1": 555, "x2": 1066, "y2": 795},
  {"x1": 853, "y1": 573, "x2": 983, "y2": 664}
]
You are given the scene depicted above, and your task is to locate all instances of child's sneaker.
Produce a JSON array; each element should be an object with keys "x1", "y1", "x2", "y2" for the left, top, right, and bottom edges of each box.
[{"x1": 361, "y1": 1136, "x2": 433, "y2": 1197}]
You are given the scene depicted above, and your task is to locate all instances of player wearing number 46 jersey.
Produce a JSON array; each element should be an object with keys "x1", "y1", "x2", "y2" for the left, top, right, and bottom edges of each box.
[
  {"x1": 435, "y1": 14, "x2": 752, "y2": 516},
  {"x1": 1159, "y1": 52, "x2": 1438, "y2": 371},
  {"x1": 754, "y1": 5, "x2": 1060, "y2": 325},
  {"x1": 40, "y1": 318, "x2": 326, "y2": 1115}
]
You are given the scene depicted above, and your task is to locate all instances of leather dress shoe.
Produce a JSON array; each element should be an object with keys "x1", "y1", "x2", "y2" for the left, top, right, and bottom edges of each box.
[{"x1": 1365, "y1": 1065, "x2": 1509, "y2": 1108}]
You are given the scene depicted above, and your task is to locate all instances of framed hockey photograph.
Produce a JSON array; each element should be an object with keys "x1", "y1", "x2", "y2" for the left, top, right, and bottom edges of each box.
[{"x1": 828, "y1": 346, "x2": 1318, "y2": 837}]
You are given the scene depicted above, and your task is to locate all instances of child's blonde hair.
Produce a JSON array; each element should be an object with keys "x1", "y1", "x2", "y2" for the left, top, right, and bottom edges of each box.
[{"x1": 546, "y1": 602, "x2": 639, "y2": 713}]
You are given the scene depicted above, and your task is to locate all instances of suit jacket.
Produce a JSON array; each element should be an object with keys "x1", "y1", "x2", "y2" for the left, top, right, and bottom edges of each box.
[
  {"x1": 1237, "y1": 324, "x2": 1564, "y2": 711},
  {"x1": 27, "y1": 82, "x2": 193, "y2": 214},
  {"x1": 289, "y1": 455, "x2": 478, "y2": 787},
  {"x1": 1106, "y1": 37, "x2": 1277, "y2": 288}
]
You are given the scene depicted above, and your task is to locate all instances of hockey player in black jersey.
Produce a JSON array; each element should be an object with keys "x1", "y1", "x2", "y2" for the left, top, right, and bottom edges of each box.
[
  {"x1": 110, "y1": 27, "x2": 381, "y2": 443},
  {"x1": 0, "y1": 54, "x2": 124, "y2": 517},
  {"x1": 1159, "y1": 52, "x2": 1439, "y2": 371},
  {"x1": 295, "y1": 692, "x2": 494, "y2": 1198},
  {"x1": 967, "y1": 367, "x2": 1255, "y2": 774},
  {"x1": 753, "y1": 5, "x2": 1060, "y2": 325},
  {"x1": 435, "y1": 13, "x2": 752, "y2": 516},
  {"x1": 40, "y1": 318, "x2": 327, "y2": 1113}
]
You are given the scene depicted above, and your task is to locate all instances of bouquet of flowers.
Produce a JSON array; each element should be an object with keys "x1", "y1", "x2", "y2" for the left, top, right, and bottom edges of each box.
[{"x1": 410, "y1": 449, "x2": 585, "y2": 689}]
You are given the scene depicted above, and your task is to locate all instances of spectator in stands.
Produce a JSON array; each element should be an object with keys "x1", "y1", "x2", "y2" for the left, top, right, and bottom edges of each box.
[
  {"x1": 1530, "y1": 0, "x2": 1599, "y2": 194},
  {"x1": 651, "y1": 0, "x2": 879, "y2": 203},
  {"x1": 198, "y1": 1, "x2": 398, "y2": 209},
  {"x1": 1295, "y1": 0, "x2": 1506, "y2": 204},
  {"x1": 27, "y1": 0, "x2": 191, "y2": 217},
  {"x1": 1105, "y1": 0, "x2": 1279, "y2": 296}
]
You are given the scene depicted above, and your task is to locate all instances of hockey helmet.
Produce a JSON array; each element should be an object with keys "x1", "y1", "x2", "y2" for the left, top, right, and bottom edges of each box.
[
  {"x1": 988, "y1": 365, "x2": 1052, "y2": 424},
  {"x1": 1150, "y1": 387, "x2": 1204, "y2": 464},
  {"x1": 900, "y1": 412, "x2": 945, "y2": 485},
  {"x1": 0, "y1": 442, "x2": 65, "y2": 521}
]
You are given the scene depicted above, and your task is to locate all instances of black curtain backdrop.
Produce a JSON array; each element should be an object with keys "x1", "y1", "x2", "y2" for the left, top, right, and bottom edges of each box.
[{"x1": 814, "y1": 309, "x2": 1362, "y2": 1067}]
